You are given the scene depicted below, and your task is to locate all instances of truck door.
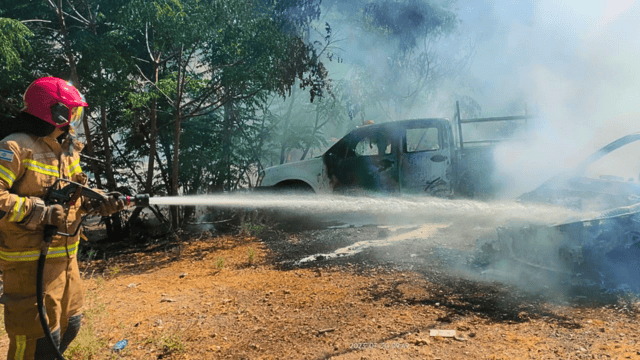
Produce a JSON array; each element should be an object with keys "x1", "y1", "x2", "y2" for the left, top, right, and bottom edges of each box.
[
  {"x1": 400, "y1": 123, "x2": 453, "y2": 195},
  {"x1": 327, "y1": 129, "x2": 400, "y2": 192}
]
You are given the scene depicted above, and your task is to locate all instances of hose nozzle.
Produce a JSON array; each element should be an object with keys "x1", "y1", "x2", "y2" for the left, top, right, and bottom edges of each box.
[{"x1": 124, "y1": 194, "x2": 150, "y2": 207}]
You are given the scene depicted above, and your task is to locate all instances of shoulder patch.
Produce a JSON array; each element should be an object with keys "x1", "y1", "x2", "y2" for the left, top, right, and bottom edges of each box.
[{"x1": 0, "y1": 149, "x2": 14, "y2": 162}]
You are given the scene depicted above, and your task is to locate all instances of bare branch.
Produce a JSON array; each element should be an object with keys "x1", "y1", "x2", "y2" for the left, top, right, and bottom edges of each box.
[
  {"x1": 108, "y1": 133, "x2": 146, "y2": 187},
  {"x1": 44, "y1": 0, "x2": 59, "y2": 12},
  {"x1": 20, "y1": 19, "x2": 53, "y2": 24},
  {"x1": 185, "y1": 86, "x2": 266, "y2": 120},
  {"x1": 61, "y1": 10, "x2": 89, "y2": 26},
  {"x1": 134, "y1": 64, "x2": 176, "y2": 107},
  {"x1": 145, "y1": 22, "x2": 155, "y2": 63},
  {"x1": 64, "y1": 0, "x2": 90, "y2": 25},
  {"x1": 78, "y1": 0, "x2": 97, "y2": 26},
  {"x1": 180, "y1": 81, "x2": 222, "y2": 112},
  {"x1": 132, "y1": 56, "x2": 151, "y2": 64}
]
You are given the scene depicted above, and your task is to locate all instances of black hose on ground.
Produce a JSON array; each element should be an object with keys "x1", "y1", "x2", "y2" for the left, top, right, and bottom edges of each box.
[{"x1": 37, "y1": 225, "x2": 67, "y2": 360}]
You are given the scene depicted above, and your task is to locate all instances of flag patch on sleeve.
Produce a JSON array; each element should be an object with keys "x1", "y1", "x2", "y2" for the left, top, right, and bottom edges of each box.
[{"x1": 0, "y1": 150, "x2": 14, "y2": 162}]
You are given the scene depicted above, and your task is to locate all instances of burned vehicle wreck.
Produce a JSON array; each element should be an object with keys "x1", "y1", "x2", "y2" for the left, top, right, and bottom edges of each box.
[
  {"x1": 260, "y1": 118, "x2": 462, "y2": 195},
  {"x1": 323, "y1": 119, "x2": 456, "y2": 196},
  {"x1": 261, "y1": 119, "x2": 458, "y2": 194},
  {"x1": 479, "y1": 133, "x2": 640, "y2": 293},
  {"x1": 261, "y1": 110, "x2": 532, "y2": 197}
]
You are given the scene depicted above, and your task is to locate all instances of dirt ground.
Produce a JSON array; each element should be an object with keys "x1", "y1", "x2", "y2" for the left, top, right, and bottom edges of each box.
[{"x1": 1, "y1": 228, "x2": 639, "y2": 359}]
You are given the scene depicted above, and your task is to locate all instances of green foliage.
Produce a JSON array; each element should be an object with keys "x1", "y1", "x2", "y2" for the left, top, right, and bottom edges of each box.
[
  {"x1": 150, "y1": 331, "x2": 186, "y2": 355},
  {"x1": 242, "y1": 222, "x2": 265, "y2": 236},
  {"x1": 0, "y1": 18, "x2": 32, "y2": 70},
  {"x1": 362, "y1": 0, "x2": 458, "y2": 52},
  {"x1": 159, "y1": 332, "x2": 186, "y2": 354},
  {"x1": 0, "y1": 0, "x2": 464, "y2": 234},
  {"x1": 247, "y1": 247, "x2": 256, "y2": 264},
  {"x1": 81, "y1": 248, "x2": 99, "y2": 262},
  {"x1": 0, "y1": 0, "x2": 331, "y2": 208},
  {"x1": 267, "y1": 81, "x2": 351, "y2": 165},
  {"x1": 107, "y1": 265, "x2": 122, "y2": 277},
  {"x1": 322, "y1": 0, "x2": 465, "y2": 121},
  {"x1": 215, "y1": 256, "x2": 225, "y2": 269},
  {"x1": 154, "y1": 0, "x2": 186, "y2": 20},
  {"x1": 113, "y1": 0, "x2": 330, "y2": 198}
]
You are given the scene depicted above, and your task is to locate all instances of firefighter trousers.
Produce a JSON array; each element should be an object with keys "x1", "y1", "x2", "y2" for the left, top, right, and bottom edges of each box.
[{"x1": 1, "y1": 256, "x2": 83, "y2": 360}]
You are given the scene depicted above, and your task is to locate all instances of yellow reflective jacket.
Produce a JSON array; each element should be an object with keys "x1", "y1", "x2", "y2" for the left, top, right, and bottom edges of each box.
[{"x1": 0, "y1": 133, "x2": 87, "y2": 262}]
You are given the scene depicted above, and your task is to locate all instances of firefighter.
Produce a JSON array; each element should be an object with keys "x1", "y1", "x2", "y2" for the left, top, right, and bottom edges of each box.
[{"x1": 0, "y1": 77, "x2": 125, "y2": 359}]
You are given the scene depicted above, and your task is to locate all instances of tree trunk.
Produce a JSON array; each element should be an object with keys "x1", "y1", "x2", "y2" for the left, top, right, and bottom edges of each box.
[
  {"x1": 183, "y1": 169, "x2": 201, "y2": 222},
  {"x1": 81, "y1": 116, "x2": 102, "y2": 188},
  {"x1": 100, "y1": 105, "x2": 122, "y2": 236},
  {"x1": 48, "y1": 1, "x2": 103, "y2": 188},
  {"x1": 100, "y1": 106, "x2": 117, "y2": 188},
  {"x1": 222, "y1": 101, "x2": 235, "y2": 191},
  {"x1": 158, "y1": 132, "x2": 174, "y2": 194},
  {"x1": 170, "y1": 45, "x2": 184, "y2": 230},
  {"x1": 155, "y1": 141, "x2": 172, "y2": 194},
  {"x1": 170, "y1": 108, "x2": 181, "y2": 229},
  {"x1": 51, "y1": 1, "x2": 79, "y2": 86},
  {"x1": 300, "y1": 104, "x2": 322, "y2": 160},
  {"x1": 279, "y1": 86, "x2": 297, "y2": 164},
  {"x1": 128, "y1": 57, "x2": 160, "y2": 232},
  {"x1": 146, "y1": 60, "x2": 159, "y2": 194}
]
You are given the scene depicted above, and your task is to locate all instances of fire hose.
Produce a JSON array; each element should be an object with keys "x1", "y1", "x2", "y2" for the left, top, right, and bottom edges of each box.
[{"x1": 38, "y1": 179, "x2": 149, "y2": 360}]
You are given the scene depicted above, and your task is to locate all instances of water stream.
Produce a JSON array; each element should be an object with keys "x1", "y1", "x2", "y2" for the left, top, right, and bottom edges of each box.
[{"x1": 149, "y1": 193, "x2": 590, "y2": 225}]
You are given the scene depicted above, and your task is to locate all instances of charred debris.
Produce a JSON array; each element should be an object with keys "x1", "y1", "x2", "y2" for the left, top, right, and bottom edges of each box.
[{"x1": 478, "y1": 133, "x2": 640, "y2": 294}]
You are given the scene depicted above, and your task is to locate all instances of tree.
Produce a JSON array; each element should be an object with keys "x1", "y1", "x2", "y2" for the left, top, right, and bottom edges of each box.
[
  {"x1": 268, "y1": 79, "x2": 351, "y2": 165},
  {"x1": 266, "y1": 0, "x2": 470, "y2": 165},
  {"x1": 1, "y1": 0, "x2": 332, "y2": 235},
  {"x1": 119, "y1": 0, "x2": 329, "y2": 227},
  {"x1": 0, "y1": 18, "x2": 32, "y2": 71},
  {"x1": 0, "y1": 17, "x2": 33, "y2": 115},
  {"x1": 324, "y1": 0, "x2": 469, "y2": 121}
]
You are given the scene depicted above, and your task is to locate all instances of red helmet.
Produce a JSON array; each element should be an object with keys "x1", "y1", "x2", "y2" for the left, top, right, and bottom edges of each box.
[{"x1": 23, "y1": 77, "x2": 88, "y2": 129}]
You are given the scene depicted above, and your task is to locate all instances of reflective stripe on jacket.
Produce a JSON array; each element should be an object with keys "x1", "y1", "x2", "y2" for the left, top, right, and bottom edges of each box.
[{"x1": 0, "y1": 133, "x2": 87, "y2": 259}]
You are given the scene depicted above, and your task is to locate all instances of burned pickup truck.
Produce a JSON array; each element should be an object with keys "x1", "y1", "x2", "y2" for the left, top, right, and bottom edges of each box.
[{"x1": 260, "y1": 107, "x2": 532, "y2": 197}]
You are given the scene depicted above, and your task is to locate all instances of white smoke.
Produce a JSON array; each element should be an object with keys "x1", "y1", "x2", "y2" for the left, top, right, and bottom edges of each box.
[
  {"x1": 308, "y1": 1, "x2": 640, "y2": 196},
  {"x1": 472, "y1": 0, "x2": 640, "y2": 196}
]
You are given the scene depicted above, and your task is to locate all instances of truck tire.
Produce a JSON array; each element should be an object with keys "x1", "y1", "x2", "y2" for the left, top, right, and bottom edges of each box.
[{"x1": 274, "y1": 181, "x2": 315, "y2": 194}]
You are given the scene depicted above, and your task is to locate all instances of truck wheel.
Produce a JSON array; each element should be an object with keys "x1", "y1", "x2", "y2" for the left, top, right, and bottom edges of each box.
[{"x1": 274, "y1": 182, "x2": 315, "y2": 194}]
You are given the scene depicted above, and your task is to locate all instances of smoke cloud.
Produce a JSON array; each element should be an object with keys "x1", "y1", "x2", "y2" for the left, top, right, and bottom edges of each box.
[
  {"x1": 300, "y1": 1, "x2": 640, "y2": 296},
  {"x1": 466, "y1": 0, "x2": 640, "y2": 196},
  {"x1": 316, "y1": 0, "x2": 640, "y2": 196}
]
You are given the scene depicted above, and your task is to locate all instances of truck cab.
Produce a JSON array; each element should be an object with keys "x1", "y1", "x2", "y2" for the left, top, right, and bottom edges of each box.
[{"x1": 323, "y1": 118, "x2": 454, "y2": 195}]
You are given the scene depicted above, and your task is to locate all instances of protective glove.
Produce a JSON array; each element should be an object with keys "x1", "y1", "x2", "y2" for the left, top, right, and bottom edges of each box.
[
  {"x1": 44, "y1": 205, "x2": 66, "y2": 229},
  {"x1": 98, "y1": 196, "x2": 126, "y2": 216}
]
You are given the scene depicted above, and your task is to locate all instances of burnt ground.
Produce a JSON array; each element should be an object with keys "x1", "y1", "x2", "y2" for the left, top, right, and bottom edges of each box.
[
  {"x1": 0, "y1": 205, "x2": 639, "y2": 359},
  {"x1": 263, "y1": 210, "x2": 629, "y2": 302}
]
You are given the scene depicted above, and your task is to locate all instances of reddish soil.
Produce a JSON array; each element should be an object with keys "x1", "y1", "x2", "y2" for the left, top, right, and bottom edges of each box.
[{"x1": 1, "y1": 232, "x2": 639, "y2": 359}]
